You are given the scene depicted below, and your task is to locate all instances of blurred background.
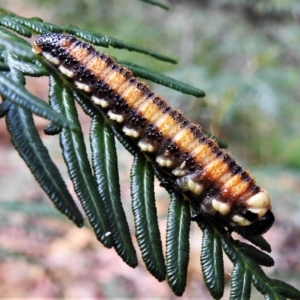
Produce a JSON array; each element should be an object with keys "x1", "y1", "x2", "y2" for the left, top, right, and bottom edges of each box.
[{"x1": 0, "y1": 0, "x2": 299, "y2": 298}]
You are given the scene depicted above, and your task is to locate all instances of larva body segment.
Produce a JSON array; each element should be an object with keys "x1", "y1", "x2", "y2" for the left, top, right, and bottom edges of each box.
[{"x1": 33, "y1": 33, "x2": 274, "y2": 236}]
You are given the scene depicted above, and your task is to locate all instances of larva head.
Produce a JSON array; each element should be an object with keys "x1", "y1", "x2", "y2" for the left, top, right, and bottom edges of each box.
[
  {"x1": 239, "y1": 209, "x2": 274, "y2": 236},
  {"x1": 230, "y1": 190, "x2": 274, "y2": 236},
  {"x1": 203, "y1": 190, "x2": 274, "y2": 236}
]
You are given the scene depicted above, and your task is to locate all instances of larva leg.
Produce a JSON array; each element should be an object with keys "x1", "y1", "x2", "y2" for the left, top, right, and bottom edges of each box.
[{"x1": 176, "y1": 172, "x2": 205, "y2": 196}]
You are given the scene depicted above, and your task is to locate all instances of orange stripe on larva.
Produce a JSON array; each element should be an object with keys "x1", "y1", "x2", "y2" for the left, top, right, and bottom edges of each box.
[
  {"x1": 155, "y1": 113, "x2": 178, "y2": 136},
  {"x1": 86, "y1": 57, "x2": 108, "y2": 77},
  {"x1": 215, "y1": 171, "x2": 234, "y2": 189},
  {"x1": 86, "y1": 57, "x2": 107, "y2": 77},
  {"x1": 202, "y1": 158, "x2": 229, "y2": 182},
  {"x1": 148, "y1": 109, "x2": 166, "y2": 125},
  {"x1": 116, "y1": 80, "x2": 132, "y2": 95},
  {"x1": 69, "y1": 46, "x2": 90, "y2": 62},
  {"x1": 166, "y1": 120, "x2": 183, "y2": 139},
  {"x1": 191, "y1": 143, "x2": 215, "y2": 165},
  {"x1": 97, "y1": 66, "x2": 115, "y2": 81},
  {"x1": 121, "y1": 85, "x2": 144, "y2": 107},
  {"x1": 172, "y1": 128, "x2": 195, "y2": 148},
  {"x1": 105, "y1": 71, "x2": 127, "y2": 90},
  {"x1": 133, "y1": 96, "x2": 154, "y2": 113},
  {"x1": 221, "y1": 174, "x2": 251, "y2": 199},
  {"x1": 60, "y1": 38, "x2": 73, "y2": 48}
]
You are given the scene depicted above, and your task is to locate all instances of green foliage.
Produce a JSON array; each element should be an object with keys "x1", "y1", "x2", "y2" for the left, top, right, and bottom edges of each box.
[
  {"x1": 138, "y1": 0, "x2": 169, "y2": 10},
  {"x1": 0, "y1": 8, "x2": 299, "y2": 300},
  {"x1": 6, "y1": 103, "x2": 84, "y2": 227},
  {"x1": 166, "y1": 193, "x2": 190, "y2": 296},
  {"x1": 131, "y1": 154, "x2": 165, "y2": 280},
  {"x1": 90, "y1": 115, "x2": 137, "y2": 264},
  {"x1": 200, "y1": 218, "x2": 224, "y2": 299},
  {"x1": 117, "y1": 59, "x2": 204, "y2": 97},
  {"x1": 220, "y1": 0, "x2": 300, "y2": 20},
  {"x1": 198, "y1": 217, "x2": 299, "y2": 300},
  {"x1": 49, "y1": 76, "x2": 113, "y2": 247},
  {"x1": 64, "y1": 25, "x2": 177, "y2": 64}
]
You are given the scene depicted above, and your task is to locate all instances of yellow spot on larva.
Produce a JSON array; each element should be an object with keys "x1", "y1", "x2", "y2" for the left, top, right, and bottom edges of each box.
[
  {"x1": 122, "y1": 126, "x2": 140, "y2": 138},
  {"x1": 138, "y1": 141, "x2": 155, "y2": 152},
  {"x1": 107, "y1": 111, "x2": 124, "y2": 123},
  {"x1": 75, "y1": 81, "x2": 92, "y2": 92},
  {"x1": 172, "y1": 169, "x2": 186, "y2": 177},
  {"x1": 59, "y1": 65, "x2": 75, "y2": 78},
  {"x1": 247, "y1": 191, "x2": 271, "y2": 209},
  {"x1": 156, "y1": 156, "x2": 174, "y2": 168},
  {"x1": 232, "y1": 215, "x2": 251, "y2": 226},
  {"x1": 187, "y1": 179, "x2": 204, "y2": 195},
  {"x1": 43, "y1": 52, "x2": 60, "y2": 65},
  {"x1": 212, "y1": 199, "x2": 231, "y2": 216},
  {"x1": 91, "y1": 96, "x2": 109, "y2": 108}
]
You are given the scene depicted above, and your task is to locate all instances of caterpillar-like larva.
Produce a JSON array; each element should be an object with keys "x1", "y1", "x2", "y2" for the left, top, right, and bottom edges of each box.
[{"x1": 33, "y1": 33, "x2": 274, "y2": 236}]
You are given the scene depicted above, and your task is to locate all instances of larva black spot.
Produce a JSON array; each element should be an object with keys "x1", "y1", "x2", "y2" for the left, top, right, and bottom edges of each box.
[
  {"x1": 146, "y1": 92, "x2": 154, "y2": 99},
  {"x1": 180, "y1": 119, "x2": 189, "y2": 128},
  {"x1": 33, "y1": 33, "x2": 274, "y2": 236},
  {"x1": 232, "y1": 164, "x2": 242, "y2": 175}
]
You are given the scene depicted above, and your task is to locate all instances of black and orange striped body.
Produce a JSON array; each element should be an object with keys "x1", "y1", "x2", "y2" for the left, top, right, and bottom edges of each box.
[{"x1": 33, "y1": 34, "x2": 274, "y2": 236}]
